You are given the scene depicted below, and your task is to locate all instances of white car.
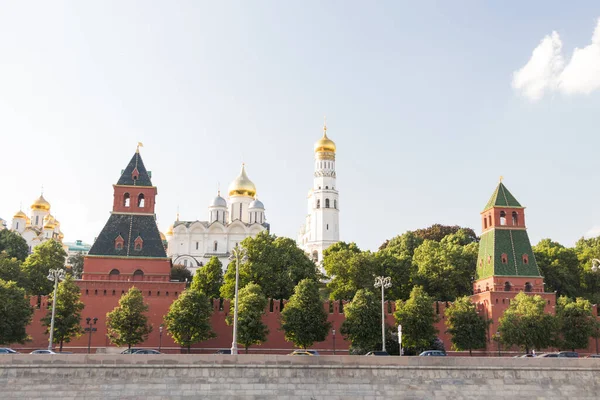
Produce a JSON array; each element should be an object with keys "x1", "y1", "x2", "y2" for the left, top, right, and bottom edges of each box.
[{"x1": 30, "y1": 349, "x2": 57, "y2": 354}]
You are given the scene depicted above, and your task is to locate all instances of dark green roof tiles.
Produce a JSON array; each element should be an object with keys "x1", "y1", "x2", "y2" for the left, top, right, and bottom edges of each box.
[
  {"x1": 483, "y1": 182, "x2": 523, "y2": 212},
  {"x1": 476, "y1": 229, "x2": 541, "y2": 280},
  {"x1": 116, "y1": 152, "x2": 153, "y2": 187}
]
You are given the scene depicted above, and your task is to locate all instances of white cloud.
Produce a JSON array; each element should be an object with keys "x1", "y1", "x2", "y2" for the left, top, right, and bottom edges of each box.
[
  {"x1": 512, "y1": 18, "x2": 600, "y2": 101},
  {"x1": 584, "y1": 226, "x2": 600, "y2": 239}
]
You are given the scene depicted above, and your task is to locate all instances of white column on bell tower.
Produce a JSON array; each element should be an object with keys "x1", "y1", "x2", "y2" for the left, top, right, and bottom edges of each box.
[{"x1": 298, "y1": 120, "x2": 340, "y2": 270}]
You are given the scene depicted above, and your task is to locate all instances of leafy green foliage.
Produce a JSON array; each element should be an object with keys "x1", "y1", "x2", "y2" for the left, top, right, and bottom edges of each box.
[
  {"x1": 170, "y1": 264, "x2": 192, "y2": 283},
  {"x1": 0, "y1": 279, "x2": 33, "y2": 344},
  {"x1": 445, "y1": 296, "x2": 489, "y2": 355},
  {"x1": 191, "y1": 256, "x2": 223, "y2": 298},
  {"x1": 394, "y1": 286, "x2": 439, "y2": 352},
  {"x1": 324, "y1": 244, "x2": 378, "y2": 300},
  {"x1": 164, "y1": 289, "x2": 215, "y2": 352},
  {"x1": 221, "y1": 232, "x2": 318, "y2": 300},
  {"x1": 556, "y1": 296, "x2": 596, "y2": 351},
  {"x1": 226, "y1": 283, "x2": 268, "y2": 353},
  {"x1": 340, "y1": 289, "x2": 383, "y2": 354},
  {"x1": 106, "y1": 287, "x2": 152, "y2": 348},
  {"x1": 498, "y1": 292, "x2": 557, "y2": 353},
  {"x1": 0, "y1": 229, "x2": 29, "y2": 261},
  {"x1": 41, "y1": 275, "x2": 84, "y2": 351},
  {"x1": 0, "y1": 254, "x2": 29, "y2": 289},
  {"x1": 413, "y1": 224, "x2": 478, "y2": 244},
  {"x1": 21, "y1": 240, "x2": 67, "y2": 295},
  {"x1": 281, "y1": 279, "x2": 331, "y2": 349},
  {"x1": 533, "y1": 239, "x2": 581, "y2": 298},
  {"x1": 67, "y1": 253, "x2": 85, "y2": 279}
]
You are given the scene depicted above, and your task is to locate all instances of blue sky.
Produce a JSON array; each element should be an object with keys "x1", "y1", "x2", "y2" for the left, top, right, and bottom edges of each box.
[{"x1": 1, "y1": 1, "x2": 600, "y2": 251}]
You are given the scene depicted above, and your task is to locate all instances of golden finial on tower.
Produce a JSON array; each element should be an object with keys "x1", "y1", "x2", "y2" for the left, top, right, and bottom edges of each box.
[
  {"x1": 500, "y1": 175, "x2": 504, "y2": 183},
  {"x1": 136, "y1": 142, "x2": 144, "y2": 153},
  {"x1": 323, "y1": 116, "x2": 327, "y2": 133},
  {"x1": 176, "y1": 205, "x2": 180, "y2": 222}
]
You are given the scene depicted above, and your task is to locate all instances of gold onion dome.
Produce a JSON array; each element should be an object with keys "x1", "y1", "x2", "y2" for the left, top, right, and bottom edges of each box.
[
  {"x1": 13, "y1": 210, "x2": 27, "y2": 219},
  {"x1": 314, "y1": 126, "x2": 336, "y2": 153},
  {"x1": 31, "y1": 194, "x2": 51, "y2": 211},
  {"x1": 228, "y1": 164, "x2": 257, "y2": 197},
  {"x1": 44, "y1": 221, "x2": 56, "y2": 230},
  {"x1": 166, "y1": 225, "x2": 174, "y2": 236},
  {"x1": 160, "y1": 231, "x2": 166, "y2": 241}
]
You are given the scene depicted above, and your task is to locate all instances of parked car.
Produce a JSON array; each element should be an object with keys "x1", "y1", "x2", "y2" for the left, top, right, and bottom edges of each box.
[
  {"x1": 518, "y1": 354, "x2": 536, "y2": 358},
  {"x1": 289, "y1": 350, "x2": 320, "y2": 356},
  {"x1": 215, "y1": 349, "x2": 232, "y2": 355},
  {"x1": 557, "y1": 351, "x2": 579, "y2": 358},
  {"x1": 365, "y1": 351, "x2": 390, "y2": 356},
  {"x1": 538, "y1": 353, "x2": 559, "y2": 358},
  {"x1": 131, "y1": 349, "x2": 161, "y2": 354},
  {"x1": 586, "y1": 354, "x2": 600, "y2": 358},
  {"x1": 30, "y1": 350, "x2": 57, "y2": 354},
  {"x1": 121, "y1": 348, "x2": 143, "y2": 354},
  {"x1": 0, "y1": 348, "x2": 18, "y2": 354},
  {"x1": 419, "y1": 350, "x2": 446, "y2": 356}
]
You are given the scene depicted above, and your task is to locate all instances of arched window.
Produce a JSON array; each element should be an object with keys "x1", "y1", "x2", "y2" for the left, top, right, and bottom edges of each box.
[
  {"x1": 488, "y1": 215, "x2": 492, "y2": 227},
  {"x1": 522, "y1": 254, "x2": 529, "y2": 264},
  {"x1": 325, "y1": 199, "x2": 330, "y2": 208},
  {"x1": 214, "y1": 241, "x2": 218, "y2": 252},
  {"x1": 504, "y1": 282, "x2": 512, "y2": 292},
  {"x1": 109, "y1": 269, "x2": 120, "y2": 280},
  {"x1": 123, "y1": 193, "x2": 130, "y2": 207},
  {"x1": 500, "y1": 211, "x2": 506, "y2": 226},
  {"x1": 316, "y1": 200, "x2": 320, "y2": 209},
  {"x1": 334, "y1": 200, "x2": 337, "y2": 209},
  {"x1": 133, "y1": 269, "x2": 144, "y2": 281},
  {"x1": 138, "y1": 193, "x2": 145, "y2": 207},
  {"x1": 312, "y1": 251, "x2": 318, "y2": 262},
  {"x1": 501, "y1": 253, "x2": 508, "y2": 264},
  {"x1": 484, "y1": 217, "x2": 488, "y2": 229},
  {"x1": 512, "y1": 211, "x2": 518, "y2": 226},
  {"x1": 524, "y1": 282, "x2": 532, "y2": 292}
]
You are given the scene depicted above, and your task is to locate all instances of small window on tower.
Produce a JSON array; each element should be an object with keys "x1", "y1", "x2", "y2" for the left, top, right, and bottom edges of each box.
[
  {"x1": 316, "y1": 200, "x2": 320, "y2": 209},
  {"x1": 138, "y1": 193, "x2": 145, "y2": 207},
  {"x1": 123, "y1": 193, "x2": 130, "y2": 207},
  {"x1": 500, "y1": 211, "x2": 506, "y2": 226},
  {"x1": 325, "y1": 186, "x2": 329, "y2": 189},
  {"x1": 334, "y1": 200, "x2": 337, "y2": 209},
  {"x1": 522, "y1": 254, "x2": 529, "y2": 264},
  {"x1": 327, "y1": 224, "x2": 329, "y2": 230},
  {"x1": 134, "y1": 235, "x2": 143, "y2": 251},
  {"x1": 512, "y1": 211, "x2": 519, "y2": 226},
  {"x1": 325, "y1": 199, "x2": 330, "y2": 208},
  {"x1": 214, "y1": 241, "x2": 218, "y2": 252},
  {"x1": 501, "y1": 253, "x2": 508, "y2": 264}
]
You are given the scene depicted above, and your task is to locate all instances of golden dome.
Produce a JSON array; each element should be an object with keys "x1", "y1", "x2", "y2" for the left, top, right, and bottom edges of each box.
[
  {"x1": 26, "y1": 217, "x2": 31, "y2": 226},
  {"x1": 314, "y1": 126, "x2": 336, "y2": 153},
  {"x1": 58, "y1": 231, "x2": 64, "y2": 240},
  {"x1": 160, "y1": 231, "x2": 166, "y2": 241},
  {"x1": 166, "y1": 225, "x2": 174, "y2": 236},
  {"x1": 44, "y1": 221, "x2": 56, "y2": 230},
  {"x1": 31, "y1": 194, "x2": 51, "y2": 211},
  {"x1": 13, "y1": 210, "x2": 27, "y2": 219},
  {"x1": 228, "y1": 164, "x2": 257, "y2": 197}
]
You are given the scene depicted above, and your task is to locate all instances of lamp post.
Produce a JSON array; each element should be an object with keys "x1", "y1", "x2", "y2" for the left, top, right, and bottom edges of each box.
[
  {"x1": 493, "y1": 332, "x2": 501, "y2": 357},
  {"x1": 159, "y1": 325, "x2": 164, "y2": 351},
  {"x1": 398, "y1": 324, "x2": 402, "y2": 356},
  {"x1": 332, "y1": 328, "x2": 336, "y2": 355},
  {"x1": 46, "y1": 268, "x2": 65, "y2": 351},
  {"x1": 229, "y1": 246, "x2": 248, "y2": 355},
  {"x1": 85, "y1": 317, "x2": 98, "y2": 354},
  {"x1": 590, "y1": 259, "x2": 600, "y2": 354},
  {"x1": 374, "y1": 276, "x2": 392, "y2": 352}
]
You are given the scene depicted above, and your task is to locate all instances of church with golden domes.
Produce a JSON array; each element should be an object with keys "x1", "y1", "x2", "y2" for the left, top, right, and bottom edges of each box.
[
  {"x1": 297, "y1": 123, "x2": 340, "y2": 269},
  {"x1": 4, "y1": 194, "x2": 64, "y2": 252},
  {"x1": 165, "y1": 164, "x2": 269, "y2": 274}
]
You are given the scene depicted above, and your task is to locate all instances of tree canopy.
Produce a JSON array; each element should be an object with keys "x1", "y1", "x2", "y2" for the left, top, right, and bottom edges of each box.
[
  {"x1": 556, "y1": 296, "x2": 596, "y2": 351},
  {"x1": 226, "y1": 282, "x2": 269, "y2": 353},
  {"x1": 164, "y1": 289, "x2": 215, "y2": 353},
  {"x1": 106, "y1": 287, "x2": 153, "y2": 349},
  {"x1": 340, "y1": 289, "x2": 384, "y2": 354},
  {"x1": 394, "y1": 286, "x2": 439, "y2": 352},
  {"x1": 533, "y1": 239, "x2": 581, "y2": 298},
  {"x1": 170, "y1": 264, "x2": 192, "y2": 283},
  {"x1": 191, "y1": 256, "x2": 223, "y2": 298},
  {"x1": 0, "y1": 279, "x2": 33, "y2": 344},
  {"x1": 21, "y1": 240, "x2": 67, "y2": 295},
  {"x1": 281, "y1": 279, "x2": 331, "y2": 349},
  {"x1": 0, "y1": 253, "x2": 29, "y2": 289},
  {"x1": 444, "y1": 296, "x2": 489, "y2": 355},
  {"x1": 41, "y1": 275, "x2": 84, "y2": 351},
  {"x1": 0, "y1": 229, "x2": 29, "y2": 261},
  {"x1": 67, "y1": 253, "x2": 85, "y2": 279}
]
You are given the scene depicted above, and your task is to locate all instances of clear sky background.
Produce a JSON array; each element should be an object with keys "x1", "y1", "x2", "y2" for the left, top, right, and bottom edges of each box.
[{"x1": 1, "y1": 1, "x2": 600, "y2": 251}]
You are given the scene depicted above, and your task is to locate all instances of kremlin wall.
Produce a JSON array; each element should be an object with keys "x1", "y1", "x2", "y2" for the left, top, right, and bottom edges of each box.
[{"x1": 5, "y1": 131, "x2": 600, "y2": 356}]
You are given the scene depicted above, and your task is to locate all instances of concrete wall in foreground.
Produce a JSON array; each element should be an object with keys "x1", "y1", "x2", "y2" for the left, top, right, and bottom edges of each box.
[{"x1": 2, "y1": 355, "x2": 600, "y2": 399}]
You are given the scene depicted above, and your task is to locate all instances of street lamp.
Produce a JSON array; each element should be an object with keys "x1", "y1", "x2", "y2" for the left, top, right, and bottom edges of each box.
[
  {"x1": 159, "y1": 325, "x2": 164, "y2": 351},
  {"x1": 332, "y1": 328, "x2": 336, "y2": 355},
  {"x1": 374, "y1": 276, "x2": 392, "y2": 353},
  {"x1": 85, "y1": 317, "x2": 98, "y2": 354},
  {"x1": 228, "y1": 246, "x2": 248, "y2": 355},
  {"x1": 46, "y1": 268, "x2": 66, "y2": 351}
]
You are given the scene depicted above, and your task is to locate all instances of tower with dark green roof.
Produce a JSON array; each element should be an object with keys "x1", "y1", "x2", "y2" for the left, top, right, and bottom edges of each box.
[{"x1": 474, "y1": 181, "x2": 544, "y2": 294}]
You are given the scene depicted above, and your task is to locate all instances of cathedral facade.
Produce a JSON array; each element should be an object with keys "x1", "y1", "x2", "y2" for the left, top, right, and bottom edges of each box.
[
  {"x1": 166, "y1": 164, "x2": 269, "y2": 274},
  {"x1": 297, "y1": 124, "x2": 340, "y2": 268},
  {"x1": 3, "y1": 195, "x2": 64, "y2": 252}
]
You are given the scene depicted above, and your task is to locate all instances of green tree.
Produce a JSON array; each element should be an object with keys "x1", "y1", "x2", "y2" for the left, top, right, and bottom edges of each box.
[
  {"x1": 170, "y1": 264, "x2": 192, "y2": 283},
  {"x1": 67, "y1": 252, "x2": 85, "y2": 279},
  {"x1": 413, "y1": 224, "x2": 478, "y2": 244},
  {"x1": 0, "y1": 254, "x2": 29, "y2": 289},
  {"x1": 41, "y1": 275, "x2": 85, "y2": 351},
  {"x1": 281, "y1": 279, "x2": 331, "y2": 349},
  {"x1": 220, "y1": 232, "x2": 318, "y2": 300},
  {"x1": 226, "y1": 283, "x2": 269, "y2": 353},
  {"x1": 0, "y1": 229, "x2": 29, "y2": 261},
  {"x1": 340, "y1": 289, "x2": 383, "y2": 354},
  {"x1": 412, "y1": 230, "x2": 478, "y2": 301},
  {"x1": 21, "y1": 240, "x2": 67, "y2": 295},
  {"x1": 191, "y1": 256, "x2": 223, "y2": 298},
  {"x1": 498, "y1": 292, "x2": 557, "y2": 353},
  {"x1": 556, "y1": 296, "x2": 596, "y2": 351},
  {"x1": 394, "y1": 286, "x2": 439, "y2": 352},
  {"x1": 324, "y1": 245, "x2": 378, "y2": 300},
  {"x1": 445, "y1": 296, "x2": 489, "y2": 355},
  {"x1": 106, "y1": 287, "x2": 152, "y2": 349},
  {"x1": 575, "y1": 236, "x2": 600, "y2": 303},
  {"x1": 533, "y1": 239, "x2": 581, "y2": 298},
  {"x1": 164, "y1": 289, "x2": 215, "y2": 353},
  {"x1": 378, "y1": 230, "x2": 424, "y2": 253},
  {"x1": 0, "y1": 279, "x2": 33, "y2": 344}
]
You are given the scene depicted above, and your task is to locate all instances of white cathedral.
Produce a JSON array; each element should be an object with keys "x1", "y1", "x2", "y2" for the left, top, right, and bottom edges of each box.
[
  {"x1": 297, "y1": 124, "x2": 340, "y2": 267},
  {"x1": 166, "y1": 164, "x2": 269, "y2": 274}
]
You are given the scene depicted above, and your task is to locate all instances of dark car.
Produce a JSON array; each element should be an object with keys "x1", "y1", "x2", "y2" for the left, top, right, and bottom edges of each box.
[
  {"x1": 365, "y1": 351, "x2": 390, "y2": 356},
  {"x1": 419, "y1": 350, "x2": 446, "y2": 356},
  {"x1": 121, "y1": 348, "x2": 143, "y2": 354},
  {"x1": 558, "y1": 351, "x2": 579, "y2": 358},
  {"x1": 0, "y1": 348, "x2": 18, "y2": 354},
  {"x1": 539, "y1": 353, "x2": 559, "y2": 357},
  {"x1": 586, "y1": 354, "x2": 600, "y2": 358},
  {"x1": 132, "y1": 349, "x2": 161, "y2": 354},
  {"x1": 215, "y1": 349, "x2": 232, "y2": 355}
]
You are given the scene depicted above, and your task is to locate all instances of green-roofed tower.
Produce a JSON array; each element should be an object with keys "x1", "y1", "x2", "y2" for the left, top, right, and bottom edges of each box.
[{"x1": 474, "y1": 180, "x2": 544, "y2": 294}]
